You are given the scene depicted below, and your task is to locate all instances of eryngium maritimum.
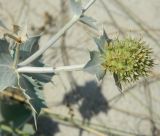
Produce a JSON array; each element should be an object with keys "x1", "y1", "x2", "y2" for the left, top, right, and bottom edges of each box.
[{"x1": 101, "y1": 37, "x2": 154, "y2": 82}]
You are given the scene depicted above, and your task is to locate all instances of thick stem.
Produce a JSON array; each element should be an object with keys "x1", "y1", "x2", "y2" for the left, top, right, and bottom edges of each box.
[
  {"x1": 18, "y1": 0, "x2": 96, "y2": 66},
  {"x1": 18, "y1": 16, "x2": 78, "y2": 66},
  {"x1": 82, "y1": 0, "x2": 96, "y2": 11},
  {"x1": 17, "y1": 64, "x2": 85, "y2": 74}
]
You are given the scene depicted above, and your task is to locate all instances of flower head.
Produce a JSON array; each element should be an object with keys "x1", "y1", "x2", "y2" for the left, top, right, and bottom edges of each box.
[
  {"x1": 84, "y1": 29, "x2": 154, "y2": 91},
  {"x1": 101, "y1": 37, "x2": 154, "y2": 82}
]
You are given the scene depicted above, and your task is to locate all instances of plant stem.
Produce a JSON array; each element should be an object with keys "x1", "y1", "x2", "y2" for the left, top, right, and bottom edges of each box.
[
  {"x1": 18, "y1": 0, "x2": 96, "y2": 66},
  {"x1": 13, "y1": 43, "x2": 20, "y2": 68},
  {"x1": 17, "y1": 64, "x2": 85, "y2": 73},
  {"x1": 0, "y1": 124, "x2": 31, "y2": 135},
  {"x1": 82, "y1": 0, "x2": 96, "y2": 11},
  {"x1": 43, "y1": 109, "x2": 143, "y2": 136},
  {"x1": 43, "y1": 109, "x2": 107, "y2": 136},
  {"x1": 18, "y1": 16, "x2": 78, "y2": 66},
  {"x1": 4, "y1": 33, "x2": 21, "y2": 43}
]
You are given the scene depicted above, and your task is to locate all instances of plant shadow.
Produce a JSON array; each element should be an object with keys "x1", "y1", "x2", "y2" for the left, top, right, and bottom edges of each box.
[
  {"x1": 63, "y1": 81, "x2": 110, "y2": 121},
  {"x1": 35, "y1": 115, "x2": 60, "y2": 136}
]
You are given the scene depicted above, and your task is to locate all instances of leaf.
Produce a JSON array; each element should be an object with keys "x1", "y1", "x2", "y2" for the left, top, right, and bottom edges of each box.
[
  {"x1": 0, "y1": 38, "x2": 53, "y2": 128},
  {"x1": 19, "y1": 74, "x2": 47, "y2": 128},
  {"x1": 19, "y1": 74, "x2": 47, "y2": 129},
  {"x1": 0, "y1": 54, "x2": 18, "y2": 92},
  {"x1": 0, "y1": 100, "x2": 31, "y2": 128},
  {"x1": 70, "y1": 0, "x2": 82, "y2": 16},
  {"x1": 84, "y1": 51, "x2": 106, "y2": 80},
  {"x1": 20, "y1": 75, "x2": 46, "y2": 114},
  {"x1": 94, "y1": 29, "x2": 111, "y2": 53},
  {"x1": 0, "y1": 39, "x2": 31, "y2": 128},
  {"x1": 20, "y1": 35, "x2": 40, "y2": 61},
  {"x1": 19, "y1": 35, "x2": 54, "y2": 84},
  {"x1": 80, "y1": 15, "x2": 97, "y2": 29},
  {"x1": 0, "y1": 39, "x2": 10, "y2": 53},
  {"x1": 113, "y1": 73, "x2": 123, "y2": 93},
  {"x1": 26, "y1": 73, "x2": 53, "y2": 84}
]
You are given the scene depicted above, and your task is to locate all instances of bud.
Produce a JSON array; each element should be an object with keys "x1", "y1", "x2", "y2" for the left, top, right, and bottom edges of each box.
[{"x1": 101, "y1": 37, "x2": 154, "y2": 82}]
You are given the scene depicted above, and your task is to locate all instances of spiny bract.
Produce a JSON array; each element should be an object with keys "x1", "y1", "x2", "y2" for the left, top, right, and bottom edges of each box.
[{"x1": 101, "y1": 37, "x2": 154, "y2": 82}]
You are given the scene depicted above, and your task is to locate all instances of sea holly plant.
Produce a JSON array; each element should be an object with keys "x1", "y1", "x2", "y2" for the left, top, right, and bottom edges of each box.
[
  {"x1": 0, "y1": 0, "x2": 154, "y2": 135},
  {"x1": 0, "y1": 0, "x2": 97, "y2": 133}
]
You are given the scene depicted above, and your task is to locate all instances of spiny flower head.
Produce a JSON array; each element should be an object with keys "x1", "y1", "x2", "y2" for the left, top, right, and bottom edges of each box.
[
  {"x1": 84, "y1": 29, "x2": 154, "y2": 91},
  {"x1": 101, "y1": 37, "x2": 154, "y2": 82}
]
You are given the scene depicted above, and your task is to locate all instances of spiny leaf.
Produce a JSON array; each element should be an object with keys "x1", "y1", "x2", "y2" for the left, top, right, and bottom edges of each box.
[
  {"x1": 0, "y1": 39, "x2": 31, "y2": 128},
  {"x1": 20, "y1": 35, "x2": 40, "y2": 62},
  {"x1": 19, "y1": 74, "x2": 47, "y2": 128},
  {"x1": 84, "y1": 51, "x2": 106, "y2": 80},
  {"x1": 94, "y1": 29, "x2": 111, "y2": 53},
  {"x1": 0, "y1": 38, "x2": 53, "y2": 128},
  {"x1": 0, "y1": 54, "x2": 18, "y2": 92},
  {"x1": 20, "y1": 75, "x2": 46, "y2": 114},
  {"x1": 0, "y1": 100, "x2": 31, "y2": 128},
  {"x1": 26, "y1": 73, "x2": 53, "y2": 84},
  {"x1": 80, "y1": 15, "x2": 97, "y2": 29},
  {"x1": 0, "y1": 40, "x2": 18, "y2": 92},
  {"x1": 70, "y1": 0, "x2": 82, "y2": 16},
  {"x1": 0, "y1": 39, "x2": 10, "y2": 53},
  {"x1": 19, "y1": 34, "x2": 54, "y2": 83}
]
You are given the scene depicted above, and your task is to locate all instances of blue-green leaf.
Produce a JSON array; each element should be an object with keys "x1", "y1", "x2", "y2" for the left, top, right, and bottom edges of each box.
[
  {"x1": 0, "y1": 38, "x2": 53, "y2": 129},
  {"x1": 20, "y1": 35, "x2": 40, "y2": 61},
  {"x1": 84, "y1": 51, "x2": 106, "y2": 80},
  {"x1": 80, "y1": 15, "x2": 97, "y2": 29},
  {"x1": 20, "y1": 75, "x2": 46, "y2": 114},
  {"x1": 0, "y1": 54, "x2": 18, "y2": 92},
  {"x1": 19, "y1": 74, "x2": 47, "y2": 128},
  {"x1": 19, "y1": 35, "x2": 54, "y2": 83},
  {"x1": 0, "y1": 100, "x2": 31, "y2": 128},
  {"x1": 0, "y1": 39, "x2": 17, "y2": 92},
  {"x1": 70, "y1": 0, "x2": 82, "y2": 16},
  {"x1": 94, "y1": 29, "x2": 111, "y2": 53},
  {"x1": 26, "y1": 73, "x2": 53, "y2": 84},
  {"x1": 0, "y1": 39, "x2": 10, "y2": 53}
]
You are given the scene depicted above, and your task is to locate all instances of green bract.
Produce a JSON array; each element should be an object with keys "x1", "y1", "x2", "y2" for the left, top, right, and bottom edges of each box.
[{"x1": 84, "y1": 30, "x2": 154, "y2": 91}]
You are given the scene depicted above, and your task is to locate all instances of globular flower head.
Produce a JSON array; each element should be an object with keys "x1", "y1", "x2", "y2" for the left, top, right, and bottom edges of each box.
[
  {"x1": 101, "y1": 37, "x2": 154, "y2": 82},
  {"x1": 84, "y1": 29, "x2": 154, "y2": 91}
]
